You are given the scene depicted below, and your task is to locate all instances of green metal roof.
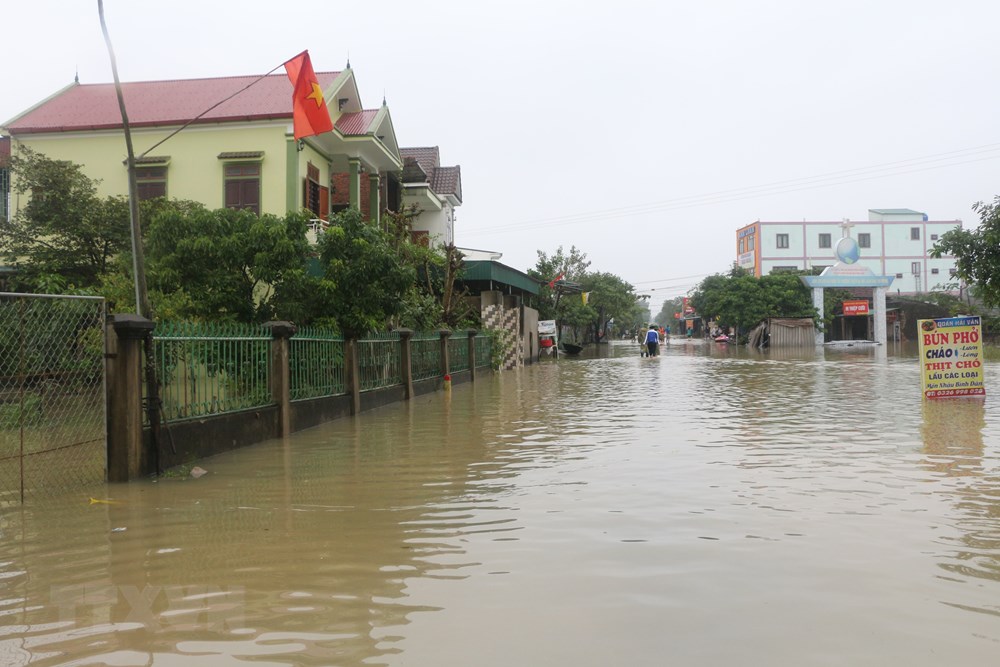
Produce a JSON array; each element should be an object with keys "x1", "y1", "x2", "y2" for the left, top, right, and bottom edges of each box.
[
  {"x1": 868, "y1": 208, "x2": 925, "y2": 215},
  {"x1": 462, "y1": 260, "x2": 540, "y2": 295}
]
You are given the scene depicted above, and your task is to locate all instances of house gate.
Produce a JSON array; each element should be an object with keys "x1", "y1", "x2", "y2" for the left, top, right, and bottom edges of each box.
[{"x1": 0, "y1": 293, "x2": 107, "y2": 505}]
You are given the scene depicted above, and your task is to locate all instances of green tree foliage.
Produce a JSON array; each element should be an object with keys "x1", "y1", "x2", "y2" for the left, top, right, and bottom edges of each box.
[
  {"x1": 931, "y1": 196, "x2": 1000, "y2": 308},
  {"x1": 140, "y1": 205, "x2": 314, "y2": 322},
  {"x1": 317, "y1": 208, "x2": 416, "y2": 337},
  {"x1": 1, "y1": 147, "x2": 132, "y2": 291},
  {"x1": 529, "y1": 245, "x2": 591, "y2": 322},
  {"x1": 690, "y1": 266, "x2": 819, "y2": 338},
  {"x1": 579, "y1": 271, "x2": 641, "y2": 340}
]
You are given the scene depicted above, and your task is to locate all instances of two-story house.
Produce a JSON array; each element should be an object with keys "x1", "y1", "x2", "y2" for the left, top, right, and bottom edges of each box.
[{"x1": 1, "y1": 64, "x2": 403, "y2": 228}]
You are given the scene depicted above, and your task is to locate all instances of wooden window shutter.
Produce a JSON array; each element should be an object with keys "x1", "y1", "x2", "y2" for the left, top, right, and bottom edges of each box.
[{"x1": 319, "y1": 186, "x2": 329, "y2": 221}]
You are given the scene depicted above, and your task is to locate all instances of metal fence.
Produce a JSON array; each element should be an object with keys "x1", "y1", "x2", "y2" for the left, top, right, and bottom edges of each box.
[
  {"x1": 474, "y1": 333, "x2": 492, "y2": 368},
  {"x1": 290, "y1": 327, "x2": 347, "y2": 400},
  {"x1": 357, "y1": 331, "x2": 401, "y2": 391},
  {"x1": 0, "y1": 293, "x2": 106, "y2": 504},
  {"x1": 448, "y1": 333, "x2": 470, "y2": 373},
  {"x1": 152, "y1": 322, "x2": 271, "y2": 422},
  {"x1": 411, "y1": 333, "x2": 442, "y2": 381}
]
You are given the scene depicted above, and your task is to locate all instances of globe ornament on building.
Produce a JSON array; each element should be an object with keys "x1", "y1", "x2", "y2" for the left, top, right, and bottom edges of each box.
[{"x1": 835, "y1": 236, "x2": 860, "y2": 264}]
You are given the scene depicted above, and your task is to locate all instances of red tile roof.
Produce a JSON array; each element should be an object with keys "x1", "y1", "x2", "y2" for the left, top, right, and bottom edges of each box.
[
  {"x1": 5, "y1": 72, "x2": 340, "y2": 134},
  {"x1": 334, "y1": 109, "x2": 379, "y2": 136},
  {"x1": 400, "y1": 147, "x2": 439, "y2": 176}
]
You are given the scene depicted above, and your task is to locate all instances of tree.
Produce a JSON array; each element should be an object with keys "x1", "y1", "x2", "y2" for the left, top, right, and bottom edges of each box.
[
  {"x1": 529, "y1": 245, "x2": 591, "y2": 321},
  {"x1": 1, "y1": 147, "x2": 132, "y2": 291},
  {"x1": 690, "y1": 267, "x2": 820, "y2": 340},
  {"x1": 317, "y1": 208, "x2": 416, "y2": 337},
  {"x1": 578, "y1": 271, "x2": 640, "y2": 341},
  {"x1": 931, "y1": 196, "x2": 1000, "y2": 308},
  {"x1": 139, "y1": 205, "x2": 314, "y2": 322}
]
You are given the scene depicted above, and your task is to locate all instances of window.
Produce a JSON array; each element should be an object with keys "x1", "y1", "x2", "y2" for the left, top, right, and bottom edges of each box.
[
  {"x1": 895, "y1": 273, "x2": 904, "y2": 278},
  {"x1": 776, "y1": 233, "x2": 789, "y2": 249},
  {"x1": 739, "y1": 239, "x2": 744, "y2": 254},
  {"x1": 911, "y1": 262, "x2": 921, "y2": 275},
  {"x1": 910, "y1": 227, "x2": 920, "y2": 240},
  {"x1": 748, "y1": 236, "x2": 754, "y2": 251},
  {"x1": 857, "y1": 233, "x2": 870, "y2": 248},
  {"x1": 303, "y1": 162, "x2": 328, "y2": 220},
  {"x1": 136, "y1": 166, "x2": 167, "y2": 200},
  {"x1": 224, "y1": 163, "x2": 261, "y2": 215},
  {"x1": 931, "y1": 268, "x2": 939, "y2": 275},
  {"x1": 818, "y1": 233, "x2": 831, "y2": 248},
  {"x1": 772, "y1": 266, "x2": 798, "y2": 272},
  {"x1": 930, "y1": 234, "x2": 938, "y2": 241},
  {"x1": 949, "y1": 268, "x2": 957, "y2": 277}
]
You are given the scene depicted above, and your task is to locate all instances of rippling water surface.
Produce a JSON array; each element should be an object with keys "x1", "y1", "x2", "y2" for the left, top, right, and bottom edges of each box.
[{"x1": 3, "y1": 340, "x2": 1000, "y2": 665}]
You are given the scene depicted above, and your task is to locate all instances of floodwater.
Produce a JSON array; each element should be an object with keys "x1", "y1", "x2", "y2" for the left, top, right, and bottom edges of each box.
[{"x1": 3, "y1": 340, "x2": 1000, "y2": 666}]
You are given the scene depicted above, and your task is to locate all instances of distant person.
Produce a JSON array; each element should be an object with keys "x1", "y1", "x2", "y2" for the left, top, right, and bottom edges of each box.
[{"x1": 645, "y1": 324, "x2": 660, "y2": 357}]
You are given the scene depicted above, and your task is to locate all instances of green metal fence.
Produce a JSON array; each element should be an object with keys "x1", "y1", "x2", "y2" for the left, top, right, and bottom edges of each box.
[
  {"x1": 448, "y1": 333, "x2": 470, "y2": 373},
  {"x1": 290, "y1": 327, "x2": 346, "y2": 400},
  {"x1": 411, "y1": 333, "x2": 442, "y2": 381},
  {"x1": 474, "y1": 333, "x2": 492, "y2": 368},
  {"x1": 357, "y1": 331, "x2": 401, "y2": 392},
  {"x1": 153, "y1": 322, "x2": 271, "y2": 422}
]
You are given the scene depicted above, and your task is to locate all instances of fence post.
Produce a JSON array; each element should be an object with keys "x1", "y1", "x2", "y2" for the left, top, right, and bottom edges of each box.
[
  {"x1": 397, "y1": 329, "x2": 414, "y2": 399},
  {"x1": 346, "y1": 338, "x2": 361, "y2": 415},
  {"x1": 108, "y1": 314, "x2": 154, "y2": 482},
  {"x1": 467, "y1": 329, "x2": 478, "y2": 382},
  {"x1": 439, "y1": 329, "x2": 452, "y2": 378},
  {"x1": 264, "y1": 321, "x2": 296, "y2": 437}
]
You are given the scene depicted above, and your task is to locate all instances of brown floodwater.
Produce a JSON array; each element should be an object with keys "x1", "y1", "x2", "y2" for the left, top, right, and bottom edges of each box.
[{"x1": 3, "y1": 339, "x2": 1000, "y2": 666}]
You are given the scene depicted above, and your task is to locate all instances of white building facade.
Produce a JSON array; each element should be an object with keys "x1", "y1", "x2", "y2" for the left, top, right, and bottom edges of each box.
[{"x1": 735, "y1": 208, "x2": 962, "y2": 293}]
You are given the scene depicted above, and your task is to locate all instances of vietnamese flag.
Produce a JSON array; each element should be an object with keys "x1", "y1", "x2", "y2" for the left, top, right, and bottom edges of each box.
[{"x1": 284, "y1": 51, "x2": 334, "y2": 140}]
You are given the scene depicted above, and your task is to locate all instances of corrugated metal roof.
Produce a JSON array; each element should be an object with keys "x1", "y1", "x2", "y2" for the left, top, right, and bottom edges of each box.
[
  {"x1": 462, "y1": 260, "x2": 540, "y2": 295},
  {"x1": 6, "y1": 71, "x2": 340, "y2": 134},
  {"x1": 869, "y1": 208, "x2": 925, "y2": 215}
]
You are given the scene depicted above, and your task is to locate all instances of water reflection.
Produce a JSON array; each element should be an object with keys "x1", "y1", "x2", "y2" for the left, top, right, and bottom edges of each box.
[{"x1": 2, "y1": 341, "x2": 1000, "y2": 665}]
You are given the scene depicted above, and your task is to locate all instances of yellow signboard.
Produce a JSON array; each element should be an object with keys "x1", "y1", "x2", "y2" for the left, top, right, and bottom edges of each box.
[{"x1": 917, "y1": 316, "x2": 986, "y2": 399}]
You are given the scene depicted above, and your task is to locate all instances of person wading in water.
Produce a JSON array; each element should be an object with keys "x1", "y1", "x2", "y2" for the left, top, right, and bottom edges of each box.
[{"x1": 644, "y1": 324, "x2": 660, "y2": 357}]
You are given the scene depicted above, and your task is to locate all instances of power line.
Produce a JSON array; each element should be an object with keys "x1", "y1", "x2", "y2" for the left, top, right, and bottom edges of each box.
[{"x1": 463, "y1": 142, "x2": 1000, "y2": 237}]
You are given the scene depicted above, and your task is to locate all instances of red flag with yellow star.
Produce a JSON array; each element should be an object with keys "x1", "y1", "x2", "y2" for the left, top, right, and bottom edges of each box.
[{"x1": 284, "y1": 51, "x2": 333, "y2": 140}]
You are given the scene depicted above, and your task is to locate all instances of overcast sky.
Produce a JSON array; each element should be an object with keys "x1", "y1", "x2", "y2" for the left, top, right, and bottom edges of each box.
[{"x1": 4, "y1": 1, "x2": 999, "y2": 315}]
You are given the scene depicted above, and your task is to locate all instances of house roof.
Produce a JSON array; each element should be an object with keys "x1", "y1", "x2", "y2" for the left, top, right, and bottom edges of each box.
[
  {"x1": 335, "y1": 109, "x2": 380, "y2": 135},
  {"x1": 432, "y1": 166, "x2": 462, "y2": 202},
  {"x1": 462, "y1": 260, "x2": 540, "y2": 296},
  {"x1": 400, "y1": 146, "x2": 461, "y2": 203},
  {"x1": 869, "y1": 208, "x2": 925, "y2": 216},
  {"x1": 4, "y1": 72, "x2": 341, "y2": 134}
]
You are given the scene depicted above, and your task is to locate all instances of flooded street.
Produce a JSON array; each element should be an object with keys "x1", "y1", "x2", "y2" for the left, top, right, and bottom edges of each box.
[{"x1": 4, "y1": 340, "x2": 1000, "y2": 666}]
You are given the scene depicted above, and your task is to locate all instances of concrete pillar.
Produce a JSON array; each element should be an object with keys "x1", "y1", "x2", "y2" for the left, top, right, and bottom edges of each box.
[
  {"x1": 346, "y1": 338, "x2": 361, "y2": 415},
  {"x1": 873, "y1": 287, "x2": 887, "y2": 346},
  {"x1": 108, "y1": 314, "x2": 154, "y2": 482},
  {"x1": 439, "y1": 329, "x2": 452, "y2": 377},
  {"x1": 348, "y1": 158, "x2": 361, "y2": 211},
  {"x1": 397, "y1": 328, "x2": 414, "y2": 399},
  {"x1": 467, "y1": 329, "x2": 478, "y2": 382},
  {"x1": 812, "y1": 287, "x2": 825, "y2": 347},
  {"x1": 368, "y1": 173, "x2": 380, "y2": 225},
  {"x1": 264, "y1": 321, "x2": 296, "y2": 436}
]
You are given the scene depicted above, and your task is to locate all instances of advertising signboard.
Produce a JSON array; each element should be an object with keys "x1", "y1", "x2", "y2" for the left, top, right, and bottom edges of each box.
[
  {"x1": 843, "y1": 300, "x2": 870, "y2": 316},
  {"x1": 918, "y1": 316, "x2": 986, "y2": 399},
  {"x1": 538, "y1": 320, "x2": 556, "y2": 335}
]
